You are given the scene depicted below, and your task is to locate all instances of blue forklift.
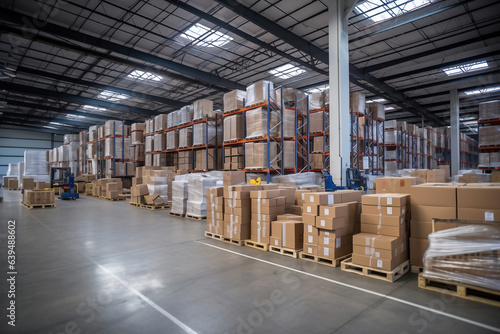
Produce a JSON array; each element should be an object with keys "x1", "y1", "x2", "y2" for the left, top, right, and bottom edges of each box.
[
  {"x1": 322, "y1": 168, "x2": 367, "y2": 191},
  {"x1": 50, "y1": 167, "x2": 79, "y2": 200}
]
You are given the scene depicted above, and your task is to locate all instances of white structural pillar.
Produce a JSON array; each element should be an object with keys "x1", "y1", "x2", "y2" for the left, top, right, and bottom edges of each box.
[
  {"x1": 450, "y1": 89, "x2": 460, "y2": 175},
  {"x1": 328, "y1": 0, "x2": 357, "y2": 186}
]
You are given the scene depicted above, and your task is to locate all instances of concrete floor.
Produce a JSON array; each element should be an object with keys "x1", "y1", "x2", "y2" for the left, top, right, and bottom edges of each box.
[{"x1": 0, "y1": 188, "x2": 499, "y2": 334}]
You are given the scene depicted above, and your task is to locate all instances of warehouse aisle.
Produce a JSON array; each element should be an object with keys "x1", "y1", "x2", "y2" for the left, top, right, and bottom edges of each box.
[{"x1": 0, "y1": 191, "x2": 499, "y2": 334}]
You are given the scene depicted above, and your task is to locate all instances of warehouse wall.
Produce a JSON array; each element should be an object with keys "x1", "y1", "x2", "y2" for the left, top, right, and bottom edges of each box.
[{"x1": 0, "y1": 127, "x2": 64, "y2": 177}]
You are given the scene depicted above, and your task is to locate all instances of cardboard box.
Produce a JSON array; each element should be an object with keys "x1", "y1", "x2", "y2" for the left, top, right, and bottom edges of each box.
[
  {"x1": 35, "y1": 182, "x2": 50, "y2": 190},
  {"x1": 361, "y1": 194, "x2": 409, "y2": 207},
  {"x1": 250, "y1": 189, "x2": 282, "y2": 199},
  {"x1": 303, "y1": 204, "x2": 319, "y2": 216},
  {"x1": 251, "y1": 221, "x2": 270, "y2": 244},
  {"x1": 411, "y1": 170, "x2": 427, "y2": 184},
  {"x1": 361, "y1": 213, "x2": 404, "y2": 227},
  {"x1": 305, "y1": 192, "x2": 339, "y2": 205},
  {"x1": 224, "y1": 89, "x2": 245, "y2": 113},
  {"x1": 23, "y1": 190, "x2": 55, "y2": 205},
  {"x1": 8, "y1": 179, "x2": 18, "y2": 189},
  {"x1": 409, "y1": 237, "x2": 429, "y2": 267},
  {"x1": 410, "y1": 183, "x2": 461, "y2": 207},
  {"x1": 362, "y1": 205, "x2": 406, "y2": 216},
  {"x1": 131, "y1": 184, "x2": 148, "y2": 198},
  {"x1": 410, "y1": 220, "x2": 433, "y2": 239},
  {"x1": 319, "y1": 204, "x2": 349, "y2": 218},
  {"x1": 352, "y1": 253, "x2": 405, "y2": 271},
  {"x1": 427, "y1": 169, "x2": 446, "y2": 183},
  {"x1": 22, "y1": 178, "x2": 35, "y2": 189},
  {"x1": 290, "y1": 205, "x2": 302, "y2": 215},
  {"x1": 277, "y1": 214, "x2": 302, "y2": 221},
  {"x1": 223, "y1": 171, "x2": 246, "y2": 187},
  {"x1": 411, "y1": 205, "x2": 457, "y2": 221},
  {"x1": 315, "y1": 216, "x2": 346, "y2": 230},
  {"x1": 304, "y1": 233, "x2": 318, "y2": 245},
  {"x1": 270, "y1": 236, "x2": 282, "y2": 248},
  {"x1": 302, "y1": 244, "x2": 318, "y2": 256},
  {"x1": 376, "y1": 177, "x2": 418, "y2": 194},
  {"x1": 317, "y1": 242, "x2": 352, "y2": 260},
  {"x1": 360, "y1": 223, "x2": 406, "y2": 237},
  {"x1": 224, "y1": 222, "x2": 250, "y2": 240},
  {"x1": 353, "y1": 245, "x2": 395, "y2": 260},
  {"x1": 271, "y1": 221, "x2": 303, "y2": 250},
  {"x1": 457, "y1": 186, "x2": 500, "y2": 210},
  {"x1": 458, "y1": 208, "x2": 500, "y2": 221}
]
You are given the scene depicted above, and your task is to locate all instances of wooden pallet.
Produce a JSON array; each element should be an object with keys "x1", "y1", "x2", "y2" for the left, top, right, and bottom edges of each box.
[
  {"x1": 411, "y1": 265, "x2": 423, "y2": 274},
  {"x1": 129, "y1": 202, "x2": 142, "y2": 207},
  {"x1": 269, "y1": 246, "x2": 301, "y2": 258},
  {"x1": 204, "y1": 231, "x2": 224, "y2": 241},
  {"x1": 21, "y1": 202, "x2": 56, "y2": 209},
  {"x1": 418, "y1": 274, "x2": 500, "y2": 307},
  {"x1": 244, "y1": 240, "x2": 269, "y2": 251},
  {"x1": 186, "y1": 214, "x2": 205, "y2": 220},
  {"x1": 99, "y1": 197, "x2": 125, "y2": 201},
  {"x1": 223, "y1": 237, "x2": 245, "y2": 246},
  {"x1": 245, "y1": 135, "x2": 266, "y2": 141},
  {"x1": 141, "y1": 204, "x2": 170, "y2": 210},
  {"x1": 7, "y1": 188, "x2": 20, "y2": 191},
  {"x1": 341, "y1": 258, "x2": 409, "y2": 282},
  {"x1": 169, "y1": 212, "x2": 185, "y2": 217},
  {"x1": 298, "y1": 252, "x2": 351, "y2": 268}
]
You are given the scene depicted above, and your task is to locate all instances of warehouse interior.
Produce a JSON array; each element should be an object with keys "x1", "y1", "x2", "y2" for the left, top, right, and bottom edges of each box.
[{"x1": 1, "y1": 0, "x2": 500, "y2": 333}]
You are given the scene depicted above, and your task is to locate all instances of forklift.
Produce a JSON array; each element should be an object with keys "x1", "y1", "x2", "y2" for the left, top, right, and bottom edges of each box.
[
  {"x1": 50, "y1": 167, "x2": 79, "y2": 200},
  {"x1": 321, "y1": 168, "x2": 367, "y2": 191}
]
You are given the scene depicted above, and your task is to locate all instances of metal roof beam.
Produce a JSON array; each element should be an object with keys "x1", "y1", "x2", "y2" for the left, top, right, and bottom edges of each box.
[
  {"x1": 0, "y1": 9, "x2": 244, "y2": 91},
  {"x1": 0, "y1": 124, "x2": 72, "y2": 135},
  {"x1": 17, "y1": 67, "x2": 185, "y2": 108},
  {"x1": 0, "y1": 112, "x2": 89, "y2": 128},
  {"x1": 0, "y1": 82, "x2": 157, "y2": 116},
  {"x1": 163, "y1": 0, "x2": 328, "y2": 76},
  {"x1": 214, "y1": 0, "x2": 442, "y2": 125}
]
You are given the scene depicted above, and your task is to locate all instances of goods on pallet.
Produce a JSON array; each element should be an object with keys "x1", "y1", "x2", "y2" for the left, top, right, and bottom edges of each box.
[
  {"x1": 276, "y1": 87, "x2": 306, "y2": 109},
  {"x1": 144, "y1": 169, "x2": 172, "y2": 202},
  {"x1": 105, "y1": 120, "x2": 129, "y2": 137},
  {"x1": 309, "y1": 111, "x2": 324, "y2": 134},
  {"x1": 409, "y1": 183, "x2": 461, "y2": 268},
  {"x1": 246, "y1": 107, "x2": 279, "y2": 138},
  {"x1": 224, "y1": 147, "x2": 244, "y2": 170},
  {"x1": 479, "y1": 100, "x2": 500, "y2": 120},
  {"x1": 352, "y1": 193, "x2": 409, "y2": 271},
  {"x1": 195, "y1": 149, "x2": 221, "y2": 171},
  {"x1": 309, "y1": 92, "x2": 324, "y2": 111},
  {"x1": 223, "y1": 89, "x2": 245, "y2": 113},
  {"x1": 223, "y1": 114, "x2": 243, "y2": 142},
  {"x1": 193, "y1": 99, "x2": 215, "y2": 120},
  {"x1": 145, "y1": 119, "x2": 155, "y2": 134},
  {"x1": 250, "y1": 187, "x2": 285, "y2": 244},
  {"x1": 423, "y1": 224, "x2": 500, "y2": 291},
  {"x1": 22, "y1": 177, "x2": 35, "y2": 190},
  {"x1": 23, "y1": 150, "x2": 49, "y2": 182},
  {"x1": 131, "y1": 130, "x2": 144, "y2": 145},
  {"x1": 166, "y1": 130, "x2": 179, "y2": 150},
  {"x1": 179, "y1": 126, "x2": 193, "y2": 148},
  {"x1": 193, "y1": 123, "x2": 221, "y2": 146},
  {"x1": 244, "y1": 142, "x2": 278, "y2": 169},
  {"x1": 186, "y1": 174, "x2": 220, "y2": 218},
  {"x1": 375, "y1": 177, "x2": 418, "y2": 194},
  {"x1": 301, "y1": 190, "x2": 361, "y2": 259},
  {"x1": 207, "y1": 187, "x2": 224, "y2": 235},
  {"x1": 131, "y1": 184, "x2": 148, "y2": 203},
  {"x1": 23, "y1": 190, "x2": 55, "y2": 205},
  {"x1": 153, "y1": 133, "x2": 166, "y2": 152},
  {"x1": 154, "y1": 114, "x2": 168, "y2": 132},
  {"x1": 145, "y1": 136, "x2": 153, "y2": 153},
  {"x1": 479, "y1": 125, "x2": 500, "y2": 146},
  {"x1": 178, "y1": 151, "x2": 193, "y2": 171},
  {"x1": 282, "y1": 141, "x2": 295, "y2": 169},
  {"x1": 224, "y1": 184, "x2": 262, "y2": 240},
  {"x1": 246, "y1": 80, "x2": 274, "y2": 106},
  {"x1": 350, "y1": 92, "x2": 365, "y2": 114},
  {"x1": 104, "y1": 138, "x2": 131, "y2": 158},
  {"x1": 271, "y1": 220, "x2": 303, "y2": 250},
  {"x1": 171, "y1": 176, "x2": 189, "y2": 215}
]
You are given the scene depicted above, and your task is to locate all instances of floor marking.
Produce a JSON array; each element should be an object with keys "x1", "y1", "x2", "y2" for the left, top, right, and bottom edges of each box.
[
  {"x1": 196, "y1": 240, "x2": 500, "y2": 333},
  {"x1": 30, "y1": 213, "x2": 198, "y2": 334}
]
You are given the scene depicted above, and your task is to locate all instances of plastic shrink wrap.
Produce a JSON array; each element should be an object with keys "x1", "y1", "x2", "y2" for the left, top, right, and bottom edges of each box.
[
  {"x1": 166, "y1": 130, "x2": 179, "y2": 150},
  {"x1": 179, "y1": 126, "x2": 193, "y2": 148},
  {"x1": 223, "y1": 115, "x2": 244, "y2": 142},
  {"x1": 88, "y1": 125, "x2": 98, "y2": 142},
  {"x1": 63, "y1": 134, "x2": 79, "y2": 144},
  {"x1": 147, "y1": 182, "x2": 169, "y2": 202},
  {"x1": 68, "y1": 142, "x2": 79, "y2": 161},
  {"x1": 180, "y1": 105, "x2": 194, "y2": 124},
  {"x1": 145, "y1": 119, "x2": 155, "y2": 134},
  {"x1": 6, "y1": 163, "x2": 19, "y2": 177},
  {"x1": 479, "y1": 100, "x2": 500, "y2": 121},
  {"x1": 193, "y1": 123, "x2": 222, "y2": 146},
  {"x1": 104, "y1": 138, "x2": 130, "y2": 158},
  {"x1": 223, "y1": 89, "x2": 245, "y2": 113},
  {"x1": 24, "y1": 150, "x2": 48, "y2": 176},
  {"x1": 105, "y1": 120, "x2": 129, "y2": 137},
  {"x1": 245, "y1": 107, "x2": 279, "y2": 138},
  {"x1": 186, "y1": 174, "x2": 219, "y2": 217},
  {"x1": 154, "y1": 114, "x2": 168, "y2": 132},
  {"x1": 423, "y1": 225, "x2": 500, "y2": 292},
  {"x1": 246, "y1": 80, "x2": 274, "y2": 106},
  {"x1": 171, "y1": 176, "x2": 189, "y2": 215},
  {"x1": 308, "y1": 92, "x2": 324, "y2": 111},
  {"x1": 193, "y1": 99, "x2": 215, "y2": 120},
  {"x1": 272, "y1": 172, "x2": 322, "y2": 187},
  {"x1": 58, "y1": 145, "x2": 69, "y2": 162}
]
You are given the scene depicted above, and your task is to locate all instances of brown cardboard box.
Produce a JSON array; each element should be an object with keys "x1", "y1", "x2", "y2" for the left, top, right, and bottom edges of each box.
[
  {"x1": 361, "y1": 223, "x2": 406, "y2": 237},
  {"x1": 362, "y1": 205, "x2": 406, "y2": 216},
  {"x1": 224, "y1": 89, "x2": 245, "y2": 113},
  {"x1": 353, "y1": 245, "x2": 395, "y2": 260},
  {"x1": 302, "y1": 213, "x2": 316, "y2": 226},
  {"x1": 223, "y1": 171, "x2": 246, "y2": 187},
  {"x1": 361, "y1": 214, "x2": 404, "y2": 227},
  {"x1": 224, "y1": 213, "x2": 250, "y2": 225},
  {"x1": 250, "y1": 189, "x2": 282, "y2": 199},
  {"x1": 303, "y1": 204, "x2": 319, "y2": 216},
  {"x1": 270, "y1": 236, "x2": 282, "y2": 248},
  {"x1": 224, "y1": 222, "x2": 250, "y2": 240},
  {"x1": 361, "y1": 194, "x2": 409, "y2": 207},
  {"x1": 352, "y1": 253, "x2": 405, "y2": 271},
  {"x1": 411, "y1": 170, "x2": 427, "y2": 184},
  {"x1": 304, "y1": 233, "x2": 318, "y2": 245},
  {"x1": 35, "y1": 182, "x2": 50, "y2": 190},
  {"x1": 223, "y1": 114, "x2": 244, "y2": 142},
  {"x1": 250, "y1": 221, "x2": 270, "y2": 244},
  {"x1": 410, "y1": 221, "x2": 433, "y2": 239},
  {"x1": 457, "y1": 185, "x2": 500, "y2": 210},
  {"x1": 319, "y1": 204, "x2": 349, "y2": 218},
  {"x1": 225, "y1": 198, "x2": 250, "y2": 209},
  {"x1": 290, "y1": 205, "x2": 302, "y2": 215},
  {"x1": 131, "y1": 184, "x2": 148, "y2": 199},
  {"x1": 23, "y1": 190, "x2": 55, "y2": 205},
  {"x1": 376, "y1": 177, "x2": 418, "y2": 194},
  {"x1": 305, "y1": 192, "x2": 339, "y2": 205},
  {"x1": 353, "y1": 233, "x2": 401, "y2": 250},
  {"x1": 22, "y1": 178, "x2": 35, "y2": 190},
  {"x1": 427, "y1": 169, "x2": 446, "y2": 183},
  {"x1": 295, "y1": 189, "x2": 312, "y2": 205},
  {"x1": 317, "y1": 242, "x2": 352, "y2": 260},
  {"x1": 8, "y1": 179, "x2": 18, "y2": 189},
  {"x1": 271, "y1": 221, "x2": 304, "y2": 250},
  {"x1": 302, "y1": 244, "x2": 318, "y2": 256},
  {"x1": 411, "y1": 205, "x2": 457, "y2": 221},
  {"x1": 410, "y1": 183, "x2": 460, "y2": 207},
  {"x1": 318, "y1": 233, "x2": 352, "y2": 248},
  {"x1": 458, "y1": 208, "x2": 500, "y2": 221},
  {"x1": 410, "y1": 237, "x2": 429, "y2": 267},
  {"x1": 315, "y1": 216, "x2": 346, "y2": 230}
]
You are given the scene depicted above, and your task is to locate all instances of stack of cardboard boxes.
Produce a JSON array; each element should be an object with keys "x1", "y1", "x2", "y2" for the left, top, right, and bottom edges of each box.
[
  {"x1": 271, "y1": 219, "x2": 304, "y2": 251},
  {"x1": 352, "y1": 194, "x2": 409, "y2": 271},
  {"x1": 224, "y1": 147, "x2": 244, "y2": 171},
  {"x1": 224, "y1": 184, "x2": 261, "y2": 241},
  {"x1": 22, "y1": 190, "x2": 55, "y2": 206},
  {"x1": 206, "y1": 187, "x2": 224, "y2": 236},
  {"x1": 409, "y1": 184, "x2": 460, "y2": 269},
  {"x1": 301, "y1": 190, "x2": 361, "y2": 261},
  {"x1": 250, "y1": 188, "x2": 285, "y2": 245}
]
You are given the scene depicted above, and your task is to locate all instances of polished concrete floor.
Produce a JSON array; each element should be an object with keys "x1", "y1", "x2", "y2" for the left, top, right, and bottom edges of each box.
[{"x1": 0, "y1": 188, "x2": 499, "y2": 334}]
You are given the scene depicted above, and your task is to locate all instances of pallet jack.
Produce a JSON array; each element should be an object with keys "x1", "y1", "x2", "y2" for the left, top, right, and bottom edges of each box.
[
  {"x1": 50, "y1": 167, "x2": 79, "y2": 200},
  {"x1": 321, "y1": 169, "x2": 367, "y2": 191}
]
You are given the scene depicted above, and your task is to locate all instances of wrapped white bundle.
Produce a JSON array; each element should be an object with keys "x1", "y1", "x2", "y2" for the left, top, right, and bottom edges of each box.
[
  {"x1": 147, "y1": 184, "x2": 169, "y2": 202},
  {"x1": 58, "y1": 145, "x2": 69, "y2": 162},
  {"x1": 186, "y1": 174, "x2": 218, "y2": 217},
  {"x1": 68, "y1": 142, "x2": 79, "y2": 162},
  {"x1": 24, "y1": 150, "x2": 48, "y2": 175},
  {"x1": 170, "y1": 177, "x2": 188, "y2": 215}
]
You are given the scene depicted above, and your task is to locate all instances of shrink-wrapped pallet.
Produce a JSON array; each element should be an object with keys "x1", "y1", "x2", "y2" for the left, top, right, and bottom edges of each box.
[
  {"x1": 105, "y1": 120, "x2": 128, "y2": 137},
  {"x1": 24, "y1": 150, "x2": 48, "y2": 176},
  {"x1": 245, "y1": 107, "x2": 279, "y2": 138},
  {"x1": 308, "y1": 92, "x2": 324, "y2": 111},
  {"x1": 171, "y1": 176, "x2": 188, "y2": 215},
  {"x1": 223, "y1": 89, "x2": 245, "y2": 113},
  {"x1": 246, "y1": 80, "x2": 274, "y2": 106},
  {"x1": 223, "y1": 115, "x2": 243, "y2": 142},
  {"x1": 145, "y1": 136, "x2": 153, "y2": 153},
  {"x1": 193, "y1": 123, "x2": 221, "y2": 146},
  {"x1": 167, "y1": 130, "x2": 179, "y2": 150},
  {"x1": 154, "y1": 114, "x2": 168, "y2": 132},
  {"x1": 186, "y1": 174, "x2": 220, "y2": 217},
  {"x1": 63, "y1": 134, "x2": 79, "y2": 144},
  {"x1": 180, "y1": 105, "x2": 194, "y2": 124},
  {"x1": 193, "y1": 99, "x2": 215, "y2": 120},
  {"x1": 179, "y1": 126, "x2": 193, "y2": 148}
]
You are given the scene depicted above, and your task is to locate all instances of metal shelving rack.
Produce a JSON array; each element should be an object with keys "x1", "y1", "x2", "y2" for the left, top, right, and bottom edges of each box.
[
  {"x1": 322, "y1": 105, "x2": 330, "y2": 171},
  {"x1": 350, "y1": 110, "x2": 360, "y2": 170},
  {"x1": 295, "y1": 94, "x2": 309, "y2": 173},
  {"x1": 478, "y1": 118, "x2": 500, "y2": 171},
  {"x1": 350, "y1": 109, "x2": 384, "y2": 174}
]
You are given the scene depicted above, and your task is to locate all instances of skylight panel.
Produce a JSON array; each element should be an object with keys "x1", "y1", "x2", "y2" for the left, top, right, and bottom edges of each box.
[
  {"x1": 127, "y1": 70, "x2": 163, "y2": 81},
  {"x1": 385, "y1": 106, "x2": 395, "y2": 111},
  {"x1": 443, "y1": 61, "x2": 488, "y2": 76},
  {"x1": 82, "y1": 105, "x2": 107, "y2": 112},
  {"x1": 366, "y1": 98, "x2": 387, "y2": 103},
  {"x1": 356, "y1": 0, "x2": 432, "y2": 23},
  {"x1": 97, "y1": 90, "x2": 129, "y2": 102},
  {"x1": 269, "y1": 64, "x2": 306, "y2": 80},
  {"x1": 464, "y1": 86, "x2": 500, "y2": 96},
  {"x1": 181, "y1": 23, "x2": 233, "y2": 48}
]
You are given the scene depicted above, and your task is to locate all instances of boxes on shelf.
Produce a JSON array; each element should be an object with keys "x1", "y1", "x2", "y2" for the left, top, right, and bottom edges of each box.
[
  {"x1": 310, "y1": 153, "x2": 323, "y2": 170},
  {"x1": 457, "y1": 185, "x2": 500, "y2": 221},
  {"x1": 153, "y1": 133, "x2": 166, "y2": 152},
  {"x1": 179, "y1": 126, "x2": 193, "y2": 148},
  {"x1": 479, "y1": 125, "x2": 500, "y2": 146},
  {"x1": 350, "y1": 92, "x2": 365, "y2": 115},
  {"x1": 246, "y1": 107, "x2": 279, "y2": 139},
  {"x1": 244, "y1": 142, "x2": 278, "y2": 169},
  {"x1": 104, "y1": 120, "x2": 129, "y2": 137},
  {"x1": 167, "y1": 130, "x2": 179, "y2": 150},
  {"x1": 178, "y1": 151, "x2": 194, "y2": 171},
  {"x1": 154, "y1": 114, "x2": 168, "y2": 132},
  {"x1": 246, "y1": 80, "x2": 274, "y2": 106},
  {"x1": 8, "y1": 179, "x2": 18, "y2": 189},
  {"x1": 195, "y1": 149, "x2": 221, "y2": 171},
  {"x1": 224, "y1": 147, "x2": 244, "y2": 171},
  {"x1": 309, "y1": 111, "x2": 324, "y2": 134},
  {"x1": 193, "y1": 123, "x2": 221, "y2": 146},
  {"x1": 223, "y1": 114, "x2": 243, "y2": 142},
  {"x1": 479, "y1": 100, "x2": 500, "y2": 121},
  {"x1": 309, "y1": 92, "x2": 324, "y2": 111},
  {"x1": 223, "y1": 89, "x2": 245, "y2": 113},
  {"x1": 193, "y1": 99, "x2": 215, "y2": 120},
  {"x1": 207, "y1": 187, "x2": 224, "y2": 235},
  {"x1": 367, "y1": 103, "x2": 385, "y2": 120}
]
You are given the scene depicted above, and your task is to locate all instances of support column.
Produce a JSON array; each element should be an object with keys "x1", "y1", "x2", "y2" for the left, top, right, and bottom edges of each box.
[
  {"x1": 450, "y1": 89, "x2": 460, "y2": 175},
  {"x1": 328, "y1": 0, "x2": 356, "y2": 186}
]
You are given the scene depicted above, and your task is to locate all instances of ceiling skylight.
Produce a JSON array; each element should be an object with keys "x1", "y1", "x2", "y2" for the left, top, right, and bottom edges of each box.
[
  {"x1": 82, "y1": 105, "x2": 107, "y2": 112},
  {"x1": 49, "y1": 121, "x2": 63, "y2": 125},
  {"x1": 443, "y1": 61, "x2": 488, "y2": 76},
  {"x1": 462, "y1": 120, "x2": 478, "y2": 126},
  {"x1": 181, "y1": 23, "x2": 233, "y2": 48},
  {"x1": 356, "y1": 0, "x2": 432, "y2": 23},
  {"x1": 269, "y1": 64, "x2": 306, "y2": 80},
  {"x1": 305, "y1": 86, "x2": 329, "y2": 94},
  {"x1": 366, "y1": 98, "x2": 387, "y2": 103},
  {"x1": 127, "y1": 70, "x2": 162, "y2": 81},
  {"x1": 385, "y1": 106, "x2": 395, "y2": 111},
  {"x1": 464, "y1": 86, "x2": 500, "y2": 96},
  {"x1": 97, "y1": 90, "x2": 129, "y2": 102}
]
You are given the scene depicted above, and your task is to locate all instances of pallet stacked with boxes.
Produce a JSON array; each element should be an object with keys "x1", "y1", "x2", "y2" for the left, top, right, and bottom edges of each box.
[
  {"x1": 478, "y1": 100, "x2": 500, "y2": 171},
  {"x1": 206, "y1": 187, "x2": 224, "y2": 236},
  {"x1": 250, "y1": 188, "x2": 286, "y2": 248}
]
